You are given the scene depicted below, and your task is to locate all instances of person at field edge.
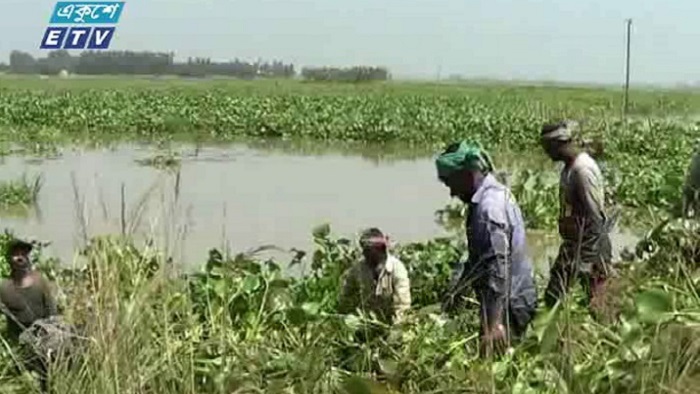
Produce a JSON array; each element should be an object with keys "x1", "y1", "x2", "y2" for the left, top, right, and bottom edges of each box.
[
  {"x1": 0, "y1": 238, "x2": 58, "y2": 392},
  {"x1": 539, "y1": 121, "x2": 614, "y2": 316},
  {"x1": 338, "y1": 228, "x2": 411, "y2": 325},
  {"x1": 436, "y1": 141, "x2": 537, "y2": 356},
  {"x1": 682, "y1": 142, "x2": 700, "y2": 217}
]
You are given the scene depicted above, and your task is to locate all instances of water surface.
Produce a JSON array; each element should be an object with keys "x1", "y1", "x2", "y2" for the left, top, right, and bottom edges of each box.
[{"x1": 0, "y1": 142, "x2": 639, "y2": 274}]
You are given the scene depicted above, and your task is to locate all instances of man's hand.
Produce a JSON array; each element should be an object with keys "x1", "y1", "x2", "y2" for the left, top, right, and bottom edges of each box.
[{"x1": 480, "y1": 323, "x2": 507, "y2": 358}]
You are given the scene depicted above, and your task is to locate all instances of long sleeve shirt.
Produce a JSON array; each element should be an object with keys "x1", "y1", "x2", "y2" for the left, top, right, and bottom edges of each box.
[
  {"x1": 338, "y1": 254, "x2": 411, "y2": 325},
  {"x1": 451, "y1": 174, "x2": 537, "y2": 325}
]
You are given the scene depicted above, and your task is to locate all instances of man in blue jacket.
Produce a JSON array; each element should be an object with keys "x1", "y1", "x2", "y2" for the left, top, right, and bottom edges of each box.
[{"x1": 436, "y1": 141, "x2": 537, "y2": 356}]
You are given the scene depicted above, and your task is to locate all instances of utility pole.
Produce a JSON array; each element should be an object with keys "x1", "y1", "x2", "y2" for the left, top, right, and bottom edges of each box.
[{"x1": 623, "y1": 18, "x2": 632, "y2": 117}]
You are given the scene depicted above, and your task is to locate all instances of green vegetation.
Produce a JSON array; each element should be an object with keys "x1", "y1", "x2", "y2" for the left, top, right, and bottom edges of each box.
[
  {"x1": 0, "y1": 78, "x2": 698, "y2": 392},
  {"x1": 135, "y1": 152, "x2": 182, "y2": 171},
  {"x1": 437, "y1": 170, "x2": 561, "y2": 233},
  {"x1": 301, "y1": 66, "x2": 390, "y2": 82},
  {"x1": 0, "y1": 174, "x2": 42, "y2": 209},
  {"x1": 0, "y1": 78, "x2": 698, "y2": 219},
  {"x1": 0, "y1": 216, "x2": 697, "y2": 393},
  {"x1": 0, "y1": 77, "x2": 697, "y2": 229}
]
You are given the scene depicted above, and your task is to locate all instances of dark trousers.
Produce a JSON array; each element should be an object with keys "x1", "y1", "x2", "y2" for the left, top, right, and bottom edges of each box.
[
  {"x1": 545, "y1": 234, "x2": 612, "y2": 310},
  {"x1": 506, "y1": 304, "x2": 536, "y2": 341},
  {"x1": 478, "y1": 294, "x2": 537, "y2": 345}
]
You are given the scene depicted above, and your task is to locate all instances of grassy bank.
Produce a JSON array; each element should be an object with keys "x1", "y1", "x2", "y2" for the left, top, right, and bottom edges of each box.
[{"x1": 0, "y1": 217, "x2": 697, "y2": 393}]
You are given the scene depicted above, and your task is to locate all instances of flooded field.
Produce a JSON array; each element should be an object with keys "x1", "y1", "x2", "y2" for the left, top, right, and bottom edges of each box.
[{"x1": 0, "y1": 142, "x2": 639, "y2": 273}]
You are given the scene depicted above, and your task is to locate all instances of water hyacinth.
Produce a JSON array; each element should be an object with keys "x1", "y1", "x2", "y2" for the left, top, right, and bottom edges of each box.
[
  {"x1": 0, "y1": 221, "x2": 695, "y2": 393},
  {"x1": 0, "y1": 80, "x2": 697, "y2": 213},
  {"x1": 0, "y1": 79, "x2": 697, "y2": 393}
]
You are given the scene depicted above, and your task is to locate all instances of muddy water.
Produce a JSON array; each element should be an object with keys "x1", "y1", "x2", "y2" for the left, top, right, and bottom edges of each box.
[{"x1": 0, "y1": 142, "x2": 639, "y2": 274}]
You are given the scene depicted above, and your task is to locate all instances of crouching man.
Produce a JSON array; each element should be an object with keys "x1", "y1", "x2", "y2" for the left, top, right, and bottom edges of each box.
[
  {"x1": 0, "y1": 238, "x2": 75, "y2": 392},
  {"x1": 338, "y1": 228, "x2": 411, "y2": 326}
]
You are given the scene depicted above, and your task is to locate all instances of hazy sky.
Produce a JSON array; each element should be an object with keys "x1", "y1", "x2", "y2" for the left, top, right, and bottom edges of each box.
[{"x1": 2, "y1": 0, "x2": 699, "y2": 85}]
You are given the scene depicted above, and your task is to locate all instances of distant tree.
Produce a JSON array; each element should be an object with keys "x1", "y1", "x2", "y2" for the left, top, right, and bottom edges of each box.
[
  {"x1": 37, "y1": 50, "x2": 77, "y2": 74},
  {"x1": 301, "y1": 66, "x2": 389, "y2": 82},
  {"x1": 9, "y1": 50, "x2": 37, "y2": 74},
  {"x1": 4, "y1": 49, "x2": 296, "y2": 79}
]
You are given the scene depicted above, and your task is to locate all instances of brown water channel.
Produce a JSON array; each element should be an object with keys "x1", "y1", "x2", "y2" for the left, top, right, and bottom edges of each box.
[{"x1": 0, "y1": 141, "x2": 640, "y2": 274}]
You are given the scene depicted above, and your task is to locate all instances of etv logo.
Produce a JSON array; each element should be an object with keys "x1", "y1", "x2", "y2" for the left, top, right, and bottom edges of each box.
[{"x1": 40, "y1": 2, "x2": 125, "y2": 50}]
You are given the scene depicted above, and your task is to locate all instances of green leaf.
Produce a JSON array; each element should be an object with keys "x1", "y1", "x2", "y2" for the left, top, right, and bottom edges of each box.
[
  {"x1": 301, "y1": 302, "x2": 321, "y2": 316},
  {"x1": 532, "y1": 302, "x2": 561, "y2": 354},
  {"x1": 378, "y1": 358, "x2": 398, "y2": 376},
  {"x1": 343, "y1": 314, "x2": 363, "y2": 331},
  {"x1": 213, "y1": 279, "x2": 228, "y2": 298},
  {"x1": 269, "y1": 278, "x2": 290, "y2": 289},
  {"x1": 619, "y1": 315, "x2": 642, "y2": 345},
  {"x1": 343, "y1": 375, "x2": 390, "y2": 394},
  {"x1": 242, "y1": 275, "x2": 261, "y2": 294},
  {"x1": 312, "y1": 223, "x2": 331, "y2": 239},
  {"x1": 286, "y1": 307, "x2": 307, "y2": 326},
  {"x1": 286, "y1": 302, "x2": 321, "y2": 326},
  {"x1": 635, "y1": 289, "x2": 673, "y2": 324}
]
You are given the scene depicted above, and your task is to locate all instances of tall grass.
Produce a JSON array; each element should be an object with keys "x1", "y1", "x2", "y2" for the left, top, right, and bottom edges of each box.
[
  {"x1": 0, "y1": 214, "x2": 697, "y2": 393},
  {"x1": 0, "y1": 174, "x2": 42, "y2": 209}
]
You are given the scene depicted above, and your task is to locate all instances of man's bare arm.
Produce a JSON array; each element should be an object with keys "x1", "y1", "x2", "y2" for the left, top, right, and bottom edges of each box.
[{"x1": 40, "y1": 277, "x2": 59, "y2": 316}]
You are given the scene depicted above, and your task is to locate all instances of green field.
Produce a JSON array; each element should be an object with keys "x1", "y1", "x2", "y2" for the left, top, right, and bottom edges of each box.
[{"x1": 0, "y1": 78, "x2": 699, "y2": 393}]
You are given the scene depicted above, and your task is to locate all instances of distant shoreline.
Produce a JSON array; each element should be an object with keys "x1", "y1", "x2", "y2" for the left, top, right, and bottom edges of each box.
[{"x1": 1, "y1": 71, "x2": 699, "y2": 93}]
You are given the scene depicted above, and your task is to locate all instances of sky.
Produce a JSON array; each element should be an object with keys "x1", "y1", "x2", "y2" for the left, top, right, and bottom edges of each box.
[{"x1": 1, "y1": 0, "x2": 699, "y2": 85}]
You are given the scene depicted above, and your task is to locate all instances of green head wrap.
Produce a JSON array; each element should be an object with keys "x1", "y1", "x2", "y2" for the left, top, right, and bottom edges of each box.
[{"x1": 435, "y1": 141, "x2": 495, "y2": 180}]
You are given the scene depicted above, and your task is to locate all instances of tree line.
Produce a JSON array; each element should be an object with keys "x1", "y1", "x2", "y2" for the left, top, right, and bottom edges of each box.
[
  {"x1": 2, "y1": 50, "x2": 390, "y2": 82},
  {"x1": 300, "y1": 66, "x2": 390, "y2": 82},
  {"x1": 6, "y1": 50, "x2": 295, "y2": 79}
]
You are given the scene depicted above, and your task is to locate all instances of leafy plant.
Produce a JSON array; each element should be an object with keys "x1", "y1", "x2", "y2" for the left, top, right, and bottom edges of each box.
[
  {"x1": 0, "y1": 218, "x2": 696, "y2": 393},
  {"x1": 0, "y1": 174, "x2": 42, "y2": 209},
  {"x1": 0, "y1": 79, "x2": 698, "y2": 393}
]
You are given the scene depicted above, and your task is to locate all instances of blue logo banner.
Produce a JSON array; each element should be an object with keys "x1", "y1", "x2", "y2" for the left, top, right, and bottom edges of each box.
[{"x1": 49, "y1": 2, "x2": 125, "y2": 24}]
